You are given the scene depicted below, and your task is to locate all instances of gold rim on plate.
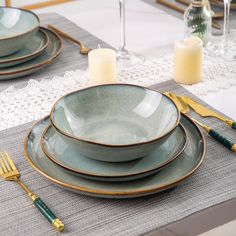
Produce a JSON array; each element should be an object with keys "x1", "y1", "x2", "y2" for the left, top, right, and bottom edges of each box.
[
  {"x1": 24, "y1": 113, "x2": 206, "y2": 197},
  {"x1": 40, "y1": 123, "x2": 187, "y2": 178}
]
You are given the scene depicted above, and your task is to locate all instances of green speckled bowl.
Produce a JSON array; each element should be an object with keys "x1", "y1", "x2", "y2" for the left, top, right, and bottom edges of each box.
[
  {"x1": 0, "y1": 7, "x2": 39, "y2": 57},
  {"x1": 50, "y1": 84, "x2": 180, "y2": 162}
]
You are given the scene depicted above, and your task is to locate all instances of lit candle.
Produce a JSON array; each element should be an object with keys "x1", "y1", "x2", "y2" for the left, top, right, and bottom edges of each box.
[
  {"x1": 174, "y1": 36, "x2": 203, "y2": 85},
  {"x1": 88, "y1": 48, "x2": 117, "y2": 85}
]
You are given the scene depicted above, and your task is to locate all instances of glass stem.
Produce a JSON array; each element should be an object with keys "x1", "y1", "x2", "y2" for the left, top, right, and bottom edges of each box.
[
  {"x1": 119, "y1": 0, "x2": 128, "y2": 55},
  {"x1": 222, "y1": 0, "x2": 231, "y2": 51}
]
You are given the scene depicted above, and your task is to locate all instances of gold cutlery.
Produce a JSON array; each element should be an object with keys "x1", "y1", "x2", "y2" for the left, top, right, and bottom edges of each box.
[
  {"x1": 48, "y1": 25, "x2": 92, "y2": 55},
  {"x1": 181, "y1": 96, "x2": 236, "y2": 129},
  {"x1": 155, "y1": 0, "x2": 221, "y2": 29},
  {"x1": 0, "y1": 151, "x2": 64, "y2": 232},
  {"x1": 165, "y1": 92, "x2": 236, "y2": 152}
]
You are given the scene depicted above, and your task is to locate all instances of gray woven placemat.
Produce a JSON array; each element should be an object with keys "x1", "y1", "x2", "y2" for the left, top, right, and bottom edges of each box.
[{"x1": 0, "y1": 80, "x2": 235, "y2": 236}]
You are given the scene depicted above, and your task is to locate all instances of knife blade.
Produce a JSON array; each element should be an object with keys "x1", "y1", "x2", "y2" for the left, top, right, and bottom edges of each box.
[{"x1": 182, "y1": 96, "x2": 236, "y2": 130}]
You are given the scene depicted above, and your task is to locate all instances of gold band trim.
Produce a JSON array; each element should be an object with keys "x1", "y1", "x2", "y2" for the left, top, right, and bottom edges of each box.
[
  {"x1": 28, "y1": 193, "x2": 38, "y2": 201},
  {"x1": 226, "y1": 119, "x2": 233, "y2": 127},
  {"x1": 52, "y1": 218, "x2": 64, "y2": 232},
  {"x1": 231, "y1": 144, "x2": 236, "y2": 152}
]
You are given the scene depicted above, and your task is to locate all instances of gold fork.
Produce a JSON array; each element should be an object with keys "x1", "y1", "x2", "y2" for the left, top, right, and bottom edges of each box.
[{"x1": 0, "y1": 151, "x2": 64, "y2": 231}]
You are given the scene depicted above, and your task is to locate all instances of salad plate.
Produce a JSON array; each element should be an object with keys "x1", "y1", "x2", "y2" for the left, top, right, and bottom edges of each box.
[
  {"x1": 41, "y1": 122, "x2": 187, "y2": 182},
  {"x1": 0, "y1": 29, "x2": 49, "y2": 68}
]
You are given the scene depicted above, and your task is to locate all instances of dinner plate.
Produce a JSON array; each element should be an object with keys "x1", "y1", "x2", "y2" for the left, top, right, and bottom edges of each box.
[
  {"x1": 24, "y1": 114, "x2": 205, "y2": 199},
  {"x1": 41, "y1": 122, "x2": 187, "y2": 182},
  {"x1": 0, "y1": 27, "x2": 62, "y2": 80},
  {"x1": 0, "y1": 29, "x2": 49, "y2": 68}
]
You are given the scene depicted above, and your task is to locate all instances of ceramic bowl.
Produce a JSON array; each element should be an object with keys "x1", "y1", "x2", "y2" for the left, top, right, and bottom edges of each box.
[
  {"x1": 50, "y1": 84, "x2": 180, "y2": 162},
  {"x1": 0, "y1": 7, "x2": 40, "y2": 57}
]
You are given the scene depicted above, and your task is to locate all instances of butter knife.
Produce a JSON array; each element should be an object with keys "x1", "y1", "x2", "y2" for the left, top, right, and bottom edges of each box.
[{"x1": 182, "y1": 96, "x2": 236, "y2": 130}]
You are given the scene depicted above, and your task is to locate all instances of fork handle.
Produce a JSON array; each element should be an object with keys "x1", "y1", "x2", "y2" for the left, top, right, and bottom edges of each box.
[
  {"x1": 30, "y1": 194, "x2": 64, "y2": 232},
  {"x1": 48, "y1": 25, "x2": 82, "y2": 47},
  {"x1": 15, "y1": 179, "x2": 64, "y2": 232}
]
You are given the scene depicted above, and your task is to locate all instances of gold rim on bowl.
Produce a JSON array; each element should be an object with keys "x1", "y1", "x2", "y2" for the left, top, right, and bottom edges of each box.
[
  {"x1": 50, "y1": 84, "x2": 181, "y2": 148},
  {"x1": 0, "y1": 7, "x2": 40, "y2": 41}
]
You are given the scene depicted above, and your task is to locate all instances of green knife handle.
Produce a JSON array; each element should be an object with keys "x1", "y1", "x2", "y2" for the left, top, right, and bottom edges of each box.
[
  {"x1": 208, "y1": 129, "x2": 236, "y2": 152},
  {"x1": 226, "y1": 119, "x2": 236, "y2": 130},
  {"x1": 32, "y1": 196, "x2": 64, "y2": 231}
]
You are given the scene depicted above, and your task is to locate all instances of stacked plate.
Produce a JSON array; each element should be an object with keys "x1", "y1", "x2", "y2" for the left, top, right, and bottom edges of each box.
[
  {"x1": 0, "y1": 7, "x2": 62, "y2": 80},
  {"x1": 25, "y1": 84, "x2": 206, "y2": 199}
]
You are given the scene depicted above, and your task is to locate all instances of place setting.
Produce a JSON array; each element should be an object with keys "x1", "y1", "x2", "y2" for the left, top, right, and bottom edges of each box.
[
  {"x1": 0, "y1": 7, "x2": 62, "y2": 80},
  {"x1": 0, "y1": 1, "x2": 236, "y2": 235}
]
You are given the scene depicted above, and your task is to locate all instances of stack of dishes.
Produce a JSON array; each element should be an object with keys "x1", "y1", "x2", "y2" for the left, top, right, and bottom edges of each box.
[
  {"x1": 0, "y1": 7, "x2": 62, "y2": 80},
  {"x1": 25, "y1": 84, "x2": 206, "y2": 199}
]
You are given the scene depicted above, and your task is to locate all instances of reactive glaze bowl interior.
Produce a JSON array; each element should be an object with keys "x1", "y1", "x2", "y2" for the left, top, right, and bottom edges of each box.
[
  {"x1": 51, "y1": 84, "x2": 180, "y2": 147},
  {"x1": 0, "y1": 7, "x2": 39, "y2": 56}
]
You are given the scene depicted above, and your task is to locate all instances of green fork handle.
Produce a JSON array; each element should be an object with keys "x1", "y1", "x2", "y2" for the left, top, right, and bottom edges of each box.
[
  {"x1": 15, "y1": 179, "x2": 64, "y2": 232},
  {"x1": 28, "y1": 193, "x2": 64, "y2": 232}
]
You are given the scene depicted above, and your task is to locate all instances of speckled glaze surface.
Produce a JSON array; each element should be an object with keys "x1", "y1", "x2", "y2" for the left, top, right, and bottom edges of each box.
[
  {"x1": 0, "y1": 29, "x2": 48, "y2": 68},
  {"x1": 0, "y1": 7, "x2": 39, "y2": 57},
  {"x1": 0, "y1": 28, "x2": 62, "y2": 80},
  {"x1": 50, "y1": 84, "x2": 180, "y2": 162},
  {"x1": 24, "y1": 114, "x2": 205, "y2": 199},
  {"x1": 41, "y1": 120, "x2": 187, "y2": 182}
]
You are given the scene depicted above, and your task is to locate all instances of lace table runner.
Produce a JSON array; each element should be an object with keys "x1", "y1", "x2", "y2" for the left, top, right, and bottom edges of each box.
[
  {"x1": 1, "y1": 13, "x2": 236, "y2": 131},
  {"x1": 1, "y1": 51, "x2": 236, "y2": 131}
]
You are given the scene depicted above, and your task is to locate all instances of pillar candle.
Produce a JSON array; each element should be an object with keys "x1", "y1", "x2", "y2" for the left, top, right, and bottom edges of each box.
[
  {"x1": 174, "y1": 36, "x2": 203, "y2": 85},
  {"x1": 88, "y1": 48, "x2": 117, "y2": 85}
]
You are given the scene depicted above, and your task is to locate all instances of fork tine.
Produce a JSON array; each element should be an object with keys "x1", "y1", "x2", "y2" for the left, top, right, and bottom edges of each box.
[
  {"x1": 0, "y1": 156, "x2": 7, "y2": 173},
  {"x1": 0, "y1": 152, "x2": 11, "y2": 172},
  {"x1": 4, "y1": 151, "x2": 17, "y2": 171}
]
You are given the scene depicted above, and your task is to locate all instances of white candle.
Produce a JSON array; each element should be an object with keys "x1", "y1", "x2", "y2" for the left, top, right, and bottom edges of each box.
[
  {"x1": 174, "y1": 36, "x2": 203, "y2": 85},
  {"x1": 88, "y1": 48, "x2": 117, "y2": 85}
]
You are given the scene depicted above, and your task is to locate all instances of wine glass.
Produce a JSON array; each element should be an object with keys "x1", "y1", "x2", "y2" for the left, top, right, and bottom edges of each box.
[
  {"x1": 222, "y1": 0, "x2": 236, "y2": 59},
  {"x1": 208, "y1": 0, "x2": 236, "y2": 60},
  {"x1": 117, "y1": 0, "x2": 144, "y2": 70}
]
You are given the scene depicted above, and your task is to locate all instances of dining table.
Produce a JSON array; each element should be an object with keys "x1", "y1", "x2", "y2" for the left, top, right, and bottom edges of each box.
[{"x1": 0, "y1": 0, "x2": 236, "y2": 235}]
